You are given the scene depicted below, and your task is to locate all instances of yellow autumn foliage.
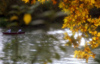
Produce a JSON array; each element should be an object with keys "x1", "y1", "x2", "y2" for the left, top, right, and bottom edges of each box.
[
  {"x1": 97, "y1": 32, "x2": 100, "y2": 37},
  {"x1": 22, "y1": 0, "x2": 29, "y2": 3},
  {"x1": 23, "y1": 13, "x2": 32, "y2": 25},
  {"x1": 22, "y1": 0, "x2": 100, "y2": 63},
  {"x1": 10, "y1": 15, "x2": 18, "y2": 21}
]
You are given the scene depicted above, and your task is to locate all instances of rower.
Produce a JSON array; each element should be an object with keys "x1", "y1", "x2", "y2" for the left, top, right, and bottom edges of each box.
[
  {"x1": 18, "y1": 29, "x2": 22, "y2": 32},
  {"x1": 6, "y1": 29, "x2": 11, "y2": 33}
]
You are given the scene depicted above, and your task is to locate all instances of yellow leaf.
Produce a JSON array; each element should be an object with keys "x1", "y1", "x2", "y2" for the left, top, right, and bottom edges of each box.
[
  {"x1": 89, "y1": 30, "x2": 92, "y2": 33},
  {"x1": 23, "y1": 13, "x2": 32, "y2": 25},
  {"x1": 92, "y1": 53, "x2": 96, "y2": 58},
  {"x1": 22, "y1": 0, "x2": 29, "y2": 3},
  {"x1": 97, "y1": 39, "x2": 100, "y2": 44},
  {"x1": 64, "y1": 18, "x2": 68, "y2": 23},
  {"x1": 97, "y1": 32, "x2": 100, "y2": 37},
  {"x1": 84, "y1": 46, "x2": 91, "y2": 53},
  {"x1": 10, "y1": 15, "x2": 18, "y2": 21},
  {"x1": 38, "y1": 0, "x2": 46, "y2": 4},
  {"x1": 74, "y1": 50, "x2": 78, "y2": 58},
  {"x1": 44, "y1": 62, "x2": 47, "y2": 64},
  {"x1": 87, "y1": 18, "x2": 91, "y2": 22},
  {"x1": 91, "y1": 0, "x2": 95, "y2": 4},
  {"x1": 92, "y1": 37, "x2": 96, "y2": 40}
]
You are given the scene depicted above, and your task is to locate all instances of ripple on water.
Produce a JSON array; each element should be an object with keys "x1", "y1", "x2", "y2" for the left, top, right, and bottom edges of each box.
[
  {"x1": 0, "y1": 29, "x2": 4, "y2": 64},
  {"x1": 0, "y1": 28, "x2": 99, "y2": 64}
]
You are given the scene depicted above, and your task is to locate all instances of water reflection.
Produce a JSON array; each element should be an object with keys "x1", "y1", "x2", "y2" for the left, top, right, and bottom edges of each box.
[
  {"x1": 2, "y1": 32, "x2": 67, "y2": 64},
  {"x1": 0, "y1": 29, "x2": 4, "y2": 64},
  {"x1": 0, "y1": 28, "x2": 99, "y2": 64}
]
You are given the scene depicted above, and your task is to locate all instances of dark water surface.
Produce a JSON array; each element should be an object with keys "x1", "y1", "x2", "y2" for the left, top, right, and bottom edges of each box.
[{"x1": 0, "y1": 26, "x2": 99, "y2": 64}]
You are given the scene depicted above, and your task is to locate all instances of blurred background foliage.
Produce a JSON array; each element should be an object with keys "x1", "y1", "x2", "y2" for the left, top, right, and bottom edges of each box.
[{"x1": 0, "y1": 0, "x2": 67, "y2": 28}]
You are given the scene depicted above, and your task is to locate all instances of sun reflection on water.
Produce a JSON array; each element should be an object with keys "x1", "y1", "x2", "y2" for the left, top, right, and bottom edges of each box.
[{"x1": 47, "y1": 28, "x2": 85, "y2": 46}]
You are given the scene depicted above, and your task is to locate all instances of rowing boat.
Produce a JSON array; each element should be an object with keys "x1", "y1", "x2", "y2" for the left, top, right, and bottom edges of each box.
[{"x1": 3, "y1": 32, "x2": 25, "y2": 35}]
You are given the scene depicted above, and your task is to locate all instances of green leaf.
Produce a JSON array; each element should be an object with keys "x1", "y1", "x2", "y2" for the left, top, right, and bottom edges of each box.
[
  {"x1": 7, "y1": 22, "x2": 18, "y2": 27},
  {"x1": 59, "y1": 46, "x2": 66, "y2": 52},
  {"x1": 65, "y1": 41, "x2": 72, "y2": 46},
  {"x1": 11, "y1": 5, "x2": 19, "y2": 9},
  {"x1": 47, "y1": 59, "x2": 52, "y2": 63},
  {"x1": 55, "y1": 53, "x2": 60, "y2": 60}
]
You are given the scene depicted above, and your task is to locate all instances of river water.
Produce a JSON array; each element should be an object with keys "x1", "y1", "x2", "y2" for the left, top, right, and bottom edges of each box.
[{"x1": 0, "y1": 25, "x2": 99, "y2": 64}]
